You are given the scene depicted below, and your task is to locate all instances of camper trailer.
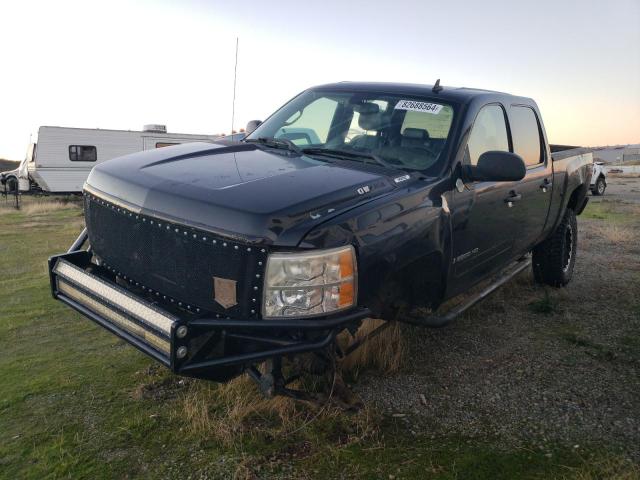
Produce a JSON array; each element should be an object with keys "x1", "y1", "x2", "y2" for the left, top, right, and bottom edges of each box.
[{"x1": 1, "y1": 125, "x2": 224, "y2": 193}]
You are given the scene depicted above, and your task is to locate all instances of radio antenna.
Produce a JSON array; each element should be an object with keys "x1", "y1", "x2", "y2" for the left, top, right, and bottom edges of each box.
[
  {"x1": 432, "y1": 78, "x2": 443, "y2": 93},
  {"x1": 231, "y1": 37, "x2": 239, "y2": 134}
]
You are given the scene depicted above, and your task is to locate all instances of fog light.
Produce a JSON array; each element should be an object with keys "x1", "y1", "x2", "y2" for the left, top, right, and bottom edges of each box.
[
  {"x1": 176, "y1": 346, "x2": 188, "y2": 359},
  {"x1": 176, "y1": 325, "x2": 188, "y2": 338}
]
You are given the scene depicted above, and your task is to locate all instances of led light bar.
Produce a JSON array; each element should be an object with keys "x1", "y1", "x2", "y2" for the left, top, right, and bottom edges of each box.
[
  {"x1": 53, "y1": 259, "x2": 175, "y2": 336},
  {"x1": 57, "y1": 279, "x2": 171, "y2": 354}
]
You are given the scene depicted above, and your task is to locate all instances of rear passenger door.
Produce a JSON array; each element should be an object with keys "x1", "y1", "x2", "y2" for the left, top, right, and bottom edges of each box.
[{"x1": 507, "y1": 105, "x2": 553, "y2": 255}]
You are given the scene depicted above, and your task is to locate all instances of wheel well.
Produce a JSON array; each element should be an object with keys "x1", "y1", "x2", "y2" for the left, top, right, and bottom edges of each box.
[
  {"x1": 567, "y1": 184, "x2": 588, "y2": 211},
  {"x1": 369, "y1": 252, "x2": 445, "y2": 318}
]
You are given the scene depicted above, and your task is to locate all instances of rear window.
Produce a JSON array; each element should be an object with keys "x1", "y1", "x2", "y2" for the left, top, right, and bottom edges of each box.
[
  {"x1": 509, "y1": 106, "x2": 543, "y2": 166},
  {"x1": 401, "y1": 107, "x2": 454, "y2": 139},
  {"x1": 69, "y1": 145, "x2": 97, "y2": 162}
]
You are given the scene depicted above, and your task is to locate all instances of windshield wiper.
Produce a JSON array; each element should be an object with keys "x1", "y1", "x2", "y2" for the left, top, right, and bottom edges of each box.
[
  {"x1": 302, "y1": 148, "x2": 396, "y2": 169},
  {"x1": 244, "y1": 137, "x2": 301, "y2": 153}
]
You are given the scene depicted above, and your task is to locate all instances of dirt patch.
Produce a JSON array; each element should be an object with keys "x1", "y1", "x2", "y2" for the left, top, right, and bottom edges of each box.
[{"x1": 598, "y1": 176, "x2": 640, "y2": 203}]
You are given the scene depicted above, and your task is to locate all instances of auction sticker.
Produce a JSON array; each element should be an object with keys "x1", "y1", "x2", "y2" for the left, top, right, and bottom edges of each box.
[{"x1": 394, "y1": 100, "x2": 443, "y2": 114}]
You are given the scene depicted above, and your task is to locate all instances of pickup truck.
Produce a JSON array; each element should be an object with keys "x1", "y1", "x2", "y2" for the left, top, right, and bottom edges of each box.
[
  {"x1": 590, "y1": 161, "x2": 607, "y2": 195},
  {"x1": 49, "y1": 82, "x2": 593, "y2": 396}
]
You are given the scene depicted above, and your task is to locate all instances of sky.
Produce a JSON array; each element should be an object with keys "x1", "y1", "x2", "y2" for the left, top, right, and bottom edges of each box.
[{"x1": 0, "y1": 0, "x2": 638, "y2": 160}]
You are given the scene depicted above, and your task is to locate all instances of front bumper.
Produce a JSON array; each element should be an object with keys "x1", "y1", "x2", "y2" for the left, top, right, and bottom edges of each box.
[{"x1": 49, "y1": 249, "x2": 369, "y2": 382}]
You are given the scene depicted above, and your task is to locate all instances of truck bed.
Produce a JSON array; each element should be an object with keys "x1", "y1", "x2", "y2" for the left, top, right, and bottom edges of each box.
[{"x1": 550, "y1": 145, "x2": 593, "y2": 161}]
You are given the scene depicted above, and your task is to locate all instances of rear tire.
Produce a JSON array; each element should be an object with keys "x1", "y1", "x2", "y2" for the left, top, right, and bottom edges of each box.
[
  {"x1": 592, "y1": 177, "x2": 606, "y2": 196},
  {"x1": 532, "y1": 208, "x2": 578, "y2": 287}
]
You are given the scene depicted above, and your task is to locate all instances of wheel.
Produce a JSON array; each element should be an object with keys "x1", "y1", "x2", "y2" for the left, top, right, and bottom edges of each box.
[
  {"x1": 532, "y1": 208, "x2": 578, "y2": 287},
  {"x1": 592, "y1": 176, "x2": 606, "y2": 196},
  {"x1": 5, "y1": 176, "x2": 18, "y2": 193}
]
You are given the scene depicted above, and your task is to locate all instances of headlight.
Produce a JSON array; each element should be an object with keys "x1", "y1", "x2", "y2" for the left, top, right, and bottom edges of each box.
[{"x1": 262, "y1": 245, "x2": 357, "y2": 318}]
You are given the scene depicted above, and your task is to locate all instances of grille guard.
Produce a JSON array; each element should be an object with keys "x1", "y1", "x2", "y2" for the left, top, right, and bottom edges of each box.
[{"x1": 48, "y1": 238, "x2": 370, "y2": 382}]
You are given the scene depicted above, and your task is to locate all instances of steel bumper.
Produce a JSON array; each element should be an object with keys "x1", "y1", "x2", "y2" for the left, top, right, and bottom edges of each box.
[{"x1": 49, "y1": 250, "x2": 370, "y2": 381}]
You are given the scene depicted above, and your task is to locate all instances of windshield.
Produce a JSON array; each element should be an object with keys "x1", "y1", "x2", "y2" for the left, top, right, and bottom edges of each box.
[{"x1": 246, "y1": 89, "x2": 455, "y2": 172}]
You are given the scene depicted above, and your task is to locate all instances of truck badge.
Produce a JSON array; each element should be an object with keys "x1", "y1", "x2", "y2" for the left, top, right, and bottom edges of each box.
[
  {"x1": 357, "y1": 185, "x2": 371, "y2": 195},
  {"x1": 213, "y1": 277, "x2": 237, "y2": 309}
]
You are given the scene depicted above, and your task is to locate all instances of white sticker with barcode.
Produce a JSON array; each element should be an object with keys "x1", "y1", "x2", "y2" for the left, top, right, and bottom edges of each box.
[{"x1": 394, "y1": 100, "x2": 444, "y2": 114}]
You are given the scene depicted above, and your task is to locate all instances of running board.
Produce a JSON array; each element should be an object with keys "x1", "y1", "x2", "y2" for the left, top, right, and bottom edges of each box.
[{"x1": 403, "y1": 257, "x2": 532, "y2": 328}]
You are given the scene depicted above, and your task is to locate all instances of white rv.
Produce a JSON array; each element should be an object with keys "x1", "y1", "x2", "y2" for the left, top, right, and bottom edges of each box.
[{"x1": 1, "y1": 125, "x2": 224, "y2": 193}]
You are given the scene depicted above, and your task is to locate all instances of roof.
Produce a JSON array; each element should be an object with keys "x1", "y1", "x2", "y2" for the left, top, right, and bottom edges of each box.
[
  {"x1": 311, "y1": 81, "x2": 532, "y2": 105},
  {"x1": 38, "y1": 125, "x2": 222, "y2": 138}
]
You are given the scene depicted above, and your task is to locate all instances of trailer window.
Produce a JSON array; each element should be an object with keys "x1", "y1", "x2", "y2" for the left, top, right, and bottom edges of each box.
[
  {"x1": 509, "y1": 106, "x2": 543, "y2": 166},
  {"x1": 69, "y1": 145, "x2": 97, "y2": 162},
  {"x1": 156, "y1": 142, "x2": 179, "y2": 148}
]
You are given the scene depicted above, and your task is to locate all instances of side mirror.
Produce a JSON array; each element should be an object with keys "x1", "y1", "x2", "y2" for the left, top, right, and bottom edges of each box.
[
  {"x1": 245, "y1": 120, "x2": 262, "y2": 135},
  {"x1": 471, "y1": 151, "x2": 526, "y2": 182}
]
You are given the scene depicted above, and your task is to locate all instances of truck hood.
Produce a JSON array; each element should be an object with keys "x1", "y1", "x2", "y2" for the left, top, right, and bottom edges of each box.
[{"x1": 85, "y1": 142, "x2": 405, "y2": 246}]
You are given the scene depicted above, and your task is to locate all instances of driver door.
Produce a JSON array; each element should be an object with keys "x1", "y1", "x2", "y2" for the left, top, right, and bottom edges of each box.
[{"x1": 448, "y1": 104, "x2": 521, "y2": 296}]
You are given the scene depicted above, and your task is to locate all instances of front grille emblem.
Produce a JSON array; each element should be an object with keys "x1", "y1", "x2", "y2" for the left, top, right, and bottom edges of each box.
[{"x1": 213, "y1": 277, "x2": 237, "y2": 309}]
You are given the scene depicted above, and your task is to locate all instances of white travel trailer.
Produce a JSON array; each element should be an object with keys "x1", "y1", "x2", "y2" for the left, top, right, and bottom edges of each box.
[{"x1": 1, "y1": 125, "x2": 224, "y2": 193}]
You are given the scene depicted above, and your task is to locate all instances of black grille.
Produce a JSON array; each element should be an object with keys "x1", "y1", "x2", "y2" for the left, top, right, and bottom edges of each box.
[{"x1": 84, "y1": 193, "x2": 267, "y2": 319}]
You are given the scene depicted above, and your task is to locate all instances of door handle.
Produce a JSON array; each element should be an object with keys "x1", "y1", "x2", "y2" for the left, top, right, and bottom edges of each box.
[
  {"x1": 504, "y1": 191, "x2": 522, "y2": 202},
  {"x1": 540, "y1": 178, "x2": 552, "y2": 192},
  {"x1": 504, "y1": 190, "x2": 522, "y2": 207}
]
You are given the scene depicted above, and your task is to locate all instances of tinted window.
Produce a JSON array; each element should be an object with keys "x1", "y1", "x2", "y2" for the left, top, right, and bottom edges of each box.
[
  {"x1": 69, "y1": 145, "x2": 97, "y2": 162},
  {"x1": 510, "y1": 106, "x2": 543, "y2": 166},
  {"x1": 401, "y1": 105, "x2": 454, "y2": 139},
  {"x1": 466, "y1": 105, "x2": 509, "y2": 165},
  {"x1": 275, "y1": 97, "x2": 339, "y2": 145}
]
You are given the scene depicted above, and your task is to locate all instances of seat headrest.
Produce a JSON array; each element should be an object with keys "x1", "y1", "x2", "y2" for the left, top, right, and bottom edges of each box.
[
  {"x1": 358, "y1": 112, "x2": 385, "y2": 131},
  {"x1": 353, "y1": 102, "x2": 380, "y2": 114},
  {"x1": 402, "y1": 128, "x2": 430, "y2": 140}
]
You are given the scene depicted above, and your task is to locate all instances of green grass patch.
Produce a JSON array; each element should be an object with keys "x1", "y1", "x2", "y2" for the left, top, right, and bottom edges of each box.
[
  {"x1": 528, "y1": 290, "x2": 561, "y2": 315},
  {"x1": 581, "y1": 201, "x2": 633, "y2": 223}
]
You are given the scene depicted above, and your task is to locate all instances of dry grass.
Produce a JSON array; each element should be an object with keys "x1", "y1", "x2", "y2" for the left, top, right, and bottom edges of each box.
[
  {"x1": 609, "y1": 173, "x2": 640, "y2": 179},
  {"x1": 177, "y1": 373, "x2": 381, "y2": 459},
  {"x1": 338, "y1": 318, "x2": 404, "y2": 375},
  {"x1": 560, "y1": 456, "x2": 640, "y2": 480},
  {"x1": 0, "y1": 197, "x2": 82, "y2": 216},
  {"x1": 21, "y1": 199, "x2": 81, "y2": 216},
  {"x1": 179, "y1": 376, "x2": 296, "y2": 444},
  {"x1": 174, "y1": 321, "x2": 399, "y2": 446},
  {"x1": 592, "y1": 222, "x2": 636, "y2": 244},
  {"x1": 177, "y1": 375, "x2": 347, "y2": 446}
]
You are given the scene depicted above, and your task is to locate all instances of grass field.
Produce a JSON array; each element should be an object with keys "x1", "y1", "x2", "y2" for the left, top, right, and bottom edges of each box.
[
  {"x1": 0, "y1": 159, "x2": 19, "y2": 171},
  {"x1": 0, "y1": 188, "x2": 638, "y2": 479}
]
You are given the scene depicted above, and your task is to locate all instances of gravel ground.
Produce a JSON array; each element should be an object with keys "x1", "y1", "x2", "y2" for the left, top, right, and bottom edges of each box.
[{"x1": 355, "y1": 176, "x2": 640, "y2": 459}]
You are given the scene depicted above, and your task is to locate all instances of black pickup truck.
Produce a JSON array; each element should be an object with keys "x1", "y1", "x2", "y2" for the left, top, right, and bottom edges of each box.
[{"x1": 49, "y1": 82, "x2": 593, "y2": 394}]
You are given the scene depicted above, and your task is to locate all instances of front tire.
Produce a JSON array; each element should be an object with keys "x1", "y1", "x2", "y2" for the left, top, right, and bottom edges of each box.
[
  {"x1": 592, "y1": 177, "x2": 606, "y2": 196},
  {"x1": 532, "y1": 208, "x2": 578, "y2": 287}
]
